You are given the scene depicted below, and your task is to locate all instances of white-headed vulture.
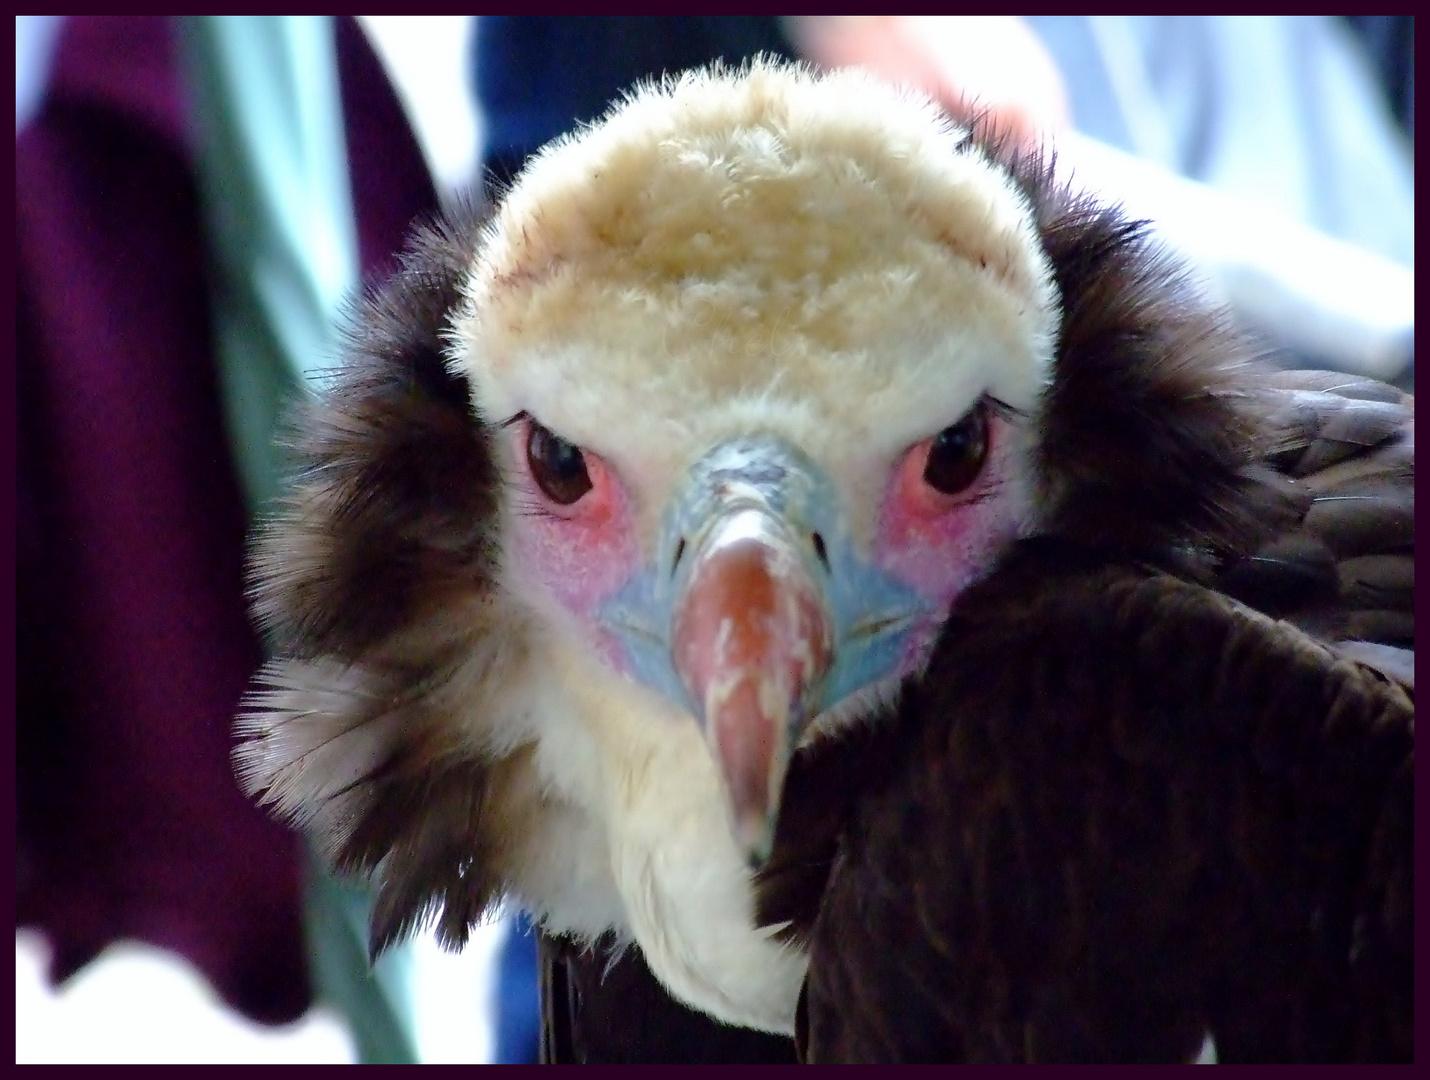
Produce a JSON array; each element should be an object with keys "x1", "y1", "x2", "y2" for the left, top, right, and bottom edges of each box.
[{"x1": 235, "y1": 62, "x2": 1413, "y2": 1063}]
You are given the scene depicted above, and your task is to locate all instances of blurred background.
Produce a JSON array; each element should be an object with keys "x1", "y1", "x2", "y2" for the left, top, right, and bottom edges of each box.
[{"x1": 15, "y1": 15, "x2": 1412, "y2": 1064}]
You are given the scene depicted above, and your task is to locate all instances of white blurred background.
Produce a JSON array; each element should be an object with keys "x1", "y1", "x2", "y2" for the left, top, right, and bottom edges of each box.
[{"x1": 16, "y1": 918, "x2": 509, "y2": 1064}]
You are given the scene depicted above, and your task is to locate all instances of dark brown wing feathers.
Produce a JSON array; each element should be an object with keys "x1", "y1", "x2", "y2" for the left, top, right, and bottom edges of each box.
[
  {"x1": 1215, "y1": 371, "x2": 1413, "y2": 649},
  {"x1": 797, "y1": 542, "x2": 1413, "y2": 1062}
]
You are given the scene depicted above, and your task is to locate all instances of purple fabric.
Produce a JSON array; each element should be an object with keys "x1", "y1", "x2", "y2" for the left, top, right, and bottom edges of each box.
[{"x1": 16, "y1": 15, "x2": 438, "y2": 1025}]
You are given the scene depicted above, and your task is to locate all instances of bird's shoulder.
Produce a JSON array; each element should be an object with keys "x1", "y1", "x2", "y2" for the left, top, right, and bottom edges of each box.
[{"x1": 796, "y1": 543, "x2": 1412, "y2": 1062}]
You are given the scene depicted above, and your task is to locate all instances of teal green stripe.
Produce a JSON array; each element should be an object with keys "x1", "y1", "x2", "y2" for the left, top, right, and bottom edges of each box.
[
  {"x1": 177, "y1": 16, "x2": 420, "y2": 1062},
  {"x1": 177, "y1": 14, "x2": 359, "y2": 514}
]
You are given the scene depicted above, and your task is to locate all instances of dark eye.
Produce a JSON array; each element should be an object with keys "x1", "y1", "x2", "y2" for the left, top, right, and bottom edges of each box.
[
  {"x1": 527, "y1": 420, "x2": 592, "y2": 505},
  {"x1": 923, "y1": 403, "x2": 989, "y2": 495}
]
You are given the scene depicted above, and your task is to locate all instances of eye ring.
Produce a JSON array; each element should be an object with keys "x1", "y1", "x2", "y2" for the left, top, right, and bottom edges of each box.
[
  {"x1": 922, "y1": 402, "x2": 990, "y2": 496},
  {"x1": 527, "y1": 420, "x2": 593, "y2": 505}
]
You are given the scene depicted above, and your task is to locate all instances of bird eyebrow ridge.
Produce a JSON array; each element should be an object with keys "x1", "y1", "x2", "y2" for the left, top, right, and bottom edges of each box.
[
  {"x1": 499, "y1": 410, "x2": 531, "y2": 429},
  {"x1": 986, "y1": 395, "x2": 1028, "y2": 422}
]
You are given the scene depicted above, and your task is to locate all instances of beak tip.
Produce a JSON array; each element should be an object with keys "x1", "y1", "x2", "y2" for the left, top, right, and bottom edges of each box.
[{"x1": 734, "y1": 807, "x2": 779, "y2": 871}]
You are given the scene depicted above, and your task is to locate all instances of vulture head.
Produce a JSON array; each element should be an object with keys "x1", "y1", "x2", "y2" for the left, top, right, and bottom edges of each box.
[{"x1": 238, "y1": 61, "x2": 1290, "y2": 1035}]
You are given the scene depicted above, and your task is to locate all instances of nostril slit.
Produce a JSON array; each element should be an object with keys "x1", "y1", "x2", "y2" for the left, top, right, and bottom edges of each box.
[
  {"x1": 672, "y1": 537, "x2": 688, "y2": 574},
  {"x1": 811, "y1": 532, "x2": 829, "y2": 571}
]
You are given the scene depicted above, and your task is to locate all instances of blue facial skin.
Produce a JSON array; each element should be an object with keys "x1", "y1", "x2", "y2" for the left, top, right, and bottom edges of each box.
[{"x1": 599, "y1": 435, "x2": 931, "y2": 723}]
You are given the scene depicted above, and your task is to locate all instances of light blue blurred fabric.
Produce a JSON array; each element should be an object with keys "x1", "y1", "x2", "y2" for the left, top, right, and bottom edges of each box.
[
  {"x1": 1027, "y1": 16, "x2": 1413, "y2": 269},
  {"x1": 1023, "y1": 16, "x2": 1413, "y2": 383},
  {"x1": 15, "y1": 15, "x2": 65, "y2": 132}
]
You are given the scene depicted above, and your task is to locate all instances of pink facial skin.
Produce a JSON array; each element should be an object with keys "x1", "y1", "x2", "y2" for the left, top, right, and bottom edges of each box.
[
  {"x1": 873, "y1": 414, "x2": 1025, "y2": 670},
  {"x1": 505, "y1": 419, "x2": 642, "y2": 671}
]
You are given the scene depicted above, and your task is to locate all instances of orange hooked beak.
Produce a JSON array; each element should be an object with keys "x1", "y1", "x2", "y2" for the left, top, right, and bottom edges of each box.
[{"x1": 671, "y1": 505, "x2": 833, "y2": 865}]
